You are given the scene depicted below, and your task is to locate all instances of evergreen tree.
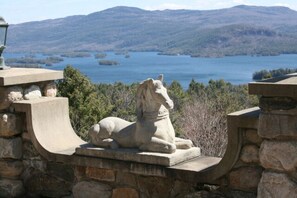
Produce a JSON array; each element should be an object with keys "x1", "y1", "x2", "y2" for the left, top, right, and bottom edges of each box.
[{"x1": 57, "y1": 65, "x2": 112, "y2": 140}]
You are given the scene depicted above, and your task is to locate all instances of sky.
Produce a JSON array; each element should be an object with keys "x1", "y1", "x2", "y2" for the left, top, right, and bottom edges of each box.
[{"x1": 1, "y1": 0, "x2": 297, "y2": 24}]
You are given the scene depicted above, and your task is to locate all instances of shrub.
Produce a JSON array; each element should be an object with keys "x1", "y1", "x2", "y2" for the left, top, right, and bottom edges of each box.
[{"x1": 57, "y1": 65, "x2": 112, "y2": 139}]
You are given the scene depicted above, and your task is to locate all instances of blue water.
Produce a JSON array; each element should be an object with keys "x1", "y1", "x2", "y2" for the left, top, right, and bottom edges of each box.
[{"x1": 4, "y1": 52, "x2": 297, "y2": 89}]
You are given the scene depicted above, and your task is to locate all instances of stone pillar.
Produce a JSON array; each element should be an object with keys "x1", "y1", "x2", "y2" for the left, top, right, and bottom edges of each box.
[
  {"x1": 0, "y1": 68, "x2": 63, "y2": 197},
  {"x1": 249, "y1": 76, "x2": 297, "y2": 198},
  {"x1": 0, "y1": 112, "x2": 24, "y2": 197}
]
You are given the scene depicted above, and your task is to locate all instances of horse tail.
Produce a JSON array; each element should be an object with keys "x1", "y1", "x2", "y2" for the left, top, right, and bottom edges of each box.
[{"x1": 88, "y1": 123, "x2": 100, "y2": 144}]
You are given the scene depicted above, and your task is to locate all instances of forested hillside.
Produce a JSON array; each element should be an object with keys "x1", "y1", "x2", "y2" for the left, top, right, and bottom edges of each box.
[{"x1": 8, "y1": 5, "x2": 297, "y2": 57}]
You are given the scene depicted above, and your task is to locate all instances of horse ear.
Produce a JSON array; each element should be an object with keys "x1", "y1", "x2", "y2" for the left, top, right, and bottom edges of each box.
[{"x1": 157, "y1": 74, "x2": 164, "y2": 82}]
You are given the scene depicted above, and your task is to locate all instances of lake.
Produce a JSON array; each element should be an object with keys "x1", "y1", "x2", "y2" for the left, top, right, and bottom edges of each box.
[{"x1": 5, "y1": 52, "x2": 297, "y2": 89}]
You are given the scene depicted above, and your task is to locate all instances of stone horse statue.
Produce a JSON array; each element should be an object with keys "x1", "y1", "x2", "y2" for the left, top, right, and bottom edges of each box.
[{"x1": 89, "y1": 75, "x2": 193, "y2": 153}]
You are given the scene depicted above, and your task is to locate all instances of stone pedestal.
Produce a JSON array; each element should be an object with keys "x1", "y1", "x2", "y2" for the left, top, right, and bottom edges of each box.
[
  {"x1": 249, "y1": 74, "x2": 297, "y2": 198},
  {"x1": 0, "y1": 68, "x2": 63, "y2": 197},
  {"x1": 76, "y1": 145, "x2": 201, "y2": 166}
]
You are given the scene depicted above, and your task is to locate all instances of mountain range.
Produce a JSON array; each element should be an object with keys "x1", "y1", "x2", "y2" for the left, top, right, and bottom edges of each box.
[{"x1": 7, "y1": 5, "x2": 297, "y2": 57}]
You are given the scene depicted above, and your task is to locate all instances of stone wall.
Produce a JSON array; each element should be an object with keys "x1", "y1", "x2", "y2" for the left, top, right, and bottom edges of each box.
[
  {"x1": 224, "y1": 128, "x2": 263, "y2": 197},
  {"x1": 19, "y1": 137, "x2": 198, "y2": 197},
  {"x1": 19, "y1": 136, "x2": 198, "y2": 197},
  {"x1": 0, "y1": 70, "x2": 59, "y2": 197},
  {"x1": 0, "y1": 111, "x2": 24, "y2": 197},
  {"x1": 257, "y1": 96, "x2": 297, "y2": 197},
  {"x1": 1, "y1": 68, "x2": 297, "y2": 198}
]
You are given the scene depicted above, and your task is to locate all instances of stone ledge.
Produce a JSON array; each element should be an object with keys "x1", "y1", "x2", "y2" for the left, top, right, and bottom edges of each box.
[
  {"x1": 249, "y1": 73, "x2": 297, "y2": 97},
  {"x1": 0, "y1": 68, "x2": 63, "y2": 86},
  {"x1": 75, "y1": 144, "x2": 201, "y2": 166}
]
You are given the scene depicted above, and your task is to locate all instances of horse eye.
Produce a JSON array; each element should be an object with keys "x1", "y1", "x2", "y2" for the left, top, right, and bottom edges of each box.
[{"x1": 155, "y1": 82, "x2": 162, "y2": 89}]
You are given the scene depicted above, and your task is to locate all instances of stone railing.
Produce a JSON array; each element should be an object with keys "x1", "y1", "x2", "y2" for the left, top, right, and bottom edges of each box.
[{"x1": 0, "y1": 68, "x2": 296, "y2": 198}]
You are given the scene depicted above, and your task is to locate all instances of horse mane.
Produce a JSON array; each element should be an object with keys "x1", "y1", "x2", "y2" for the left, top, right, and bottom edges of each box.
[{"x1": 136, "y1": 79, "x2": 152, "y2": 120}]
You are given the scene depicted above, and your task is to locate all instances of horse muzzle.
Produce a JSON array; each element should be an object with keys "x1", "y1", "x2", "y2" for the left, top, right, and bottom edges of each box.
[{"x1": 165, "y1": 100, "x2": 174, "y2": 109}]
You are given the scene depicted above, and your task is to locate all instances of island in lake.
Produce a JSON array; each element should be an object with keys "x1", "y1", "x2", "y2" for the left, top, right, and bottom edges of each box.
[
  {"x1": 94, "y1": 53, "x2": 107, "y2": 59},
  {"x1": 6, "y1": 56, "x2": 64, "y2": 67},
  {"x1": 98, "y1": 60, "x2": 119, "y2": 66}
]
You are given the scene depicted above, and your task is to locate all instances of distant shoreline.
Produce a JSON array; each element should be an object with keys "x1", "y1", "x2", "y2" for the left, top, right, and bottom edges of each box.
[{"x1": 5, "y1": 50, "x2": 297, "y2": 59}]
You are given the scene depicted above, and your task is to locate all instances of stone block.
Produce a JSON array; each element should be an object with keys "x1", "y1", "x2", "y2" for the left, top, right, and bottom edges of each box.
[
  {"x1": 86, "y1": 167, "x2": 115, "y2": 182},
  {"x1": 74, "y1": 166, "x2": 86, "y2": 181},
  {"x1": 192, "y1": 189, "x2": 256, "y2": 198},
  {"x1": 240, "y1": 145, "x2": 259, "y2": 164},
  {"x1": 24, "y1": 85, "x2": 42, "y2": 100},
  {"x1": 112, "y1": 187, "x2": 139, "y2": 198},
  {"x1": 44, "y1": 82, "x2": 57, "y2": 97},
  {"x1": 47, "y1": 162, "x2": 74, "y2": 182},
  {"x1": 0, "y1": 113, "x2": 22, "y2": 137},
  {"x1": 233, "y1": 160, "x2": 248, "y2": 169},
  {"x1": 137, "y1": 176, "x2": 173, "y2": 198},
  {"x1": 0, "y1": 86, "x2": 23, "y2": 110},
  {"x1": 183, "y1": 191, "x2": 211, "y2": 198},
  {"x1": 258, "y1": 172, "x2": 297, "y2": 198},
  {"x1": 76, "y1": 146, "x2": 201, "y2": 166},
  {"x1": 258, "y1": 113, "x2": 297, "y2": 139},
  {"x1": 170, "y1": 180, "x2": 195, "y2": 198},
  {"x1": 25, "y1": 172, "x2": 72, "y2": 197},
  {"x1": 72, "y1": 181, "x2": 111, "y2": 198},
  {"x1": 22, "y1": 131, "x2": 31, "y2": 141},
  {"x1": 245, "y1": 129, "x2": 262, "y2": 145},
  {"x1": 0, "y1": 68, "x2": 63, "y2": 86},
  {"x1": 259, "y1": 97, "x2": 297, "y2": 111},
  {"x1": 116, "y1": 172, "x2": 137, "y2": 187},
  {"x1": 0, "y1": 137, "x2": 22, "y2": 159},
  {"x1": 23, "y1": 159, "x2": 47, "y2": 172},
  {"x1": 23, "y1": 141, "x2": 39, "y2": 159},
  {"x1": 222, "y1": 190, "x2": 256, "y2": 198},
  {"x1": 229, "y1": 166, "x2": 262, "y2": 192},
  {"x1": 0, "y1": 179, "x2": 24, "y2": 197},
  {"x1": 0, "y1": 160, "x2": 23, "y2": 179},
  {"x1": 260, "y1": 140, "x2": 297, "y2": 172}
]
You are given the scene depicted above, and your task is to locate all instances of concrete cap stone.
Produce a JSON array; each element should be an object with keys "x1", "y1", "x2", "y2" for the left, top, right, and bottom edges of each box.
[
  {"x1": 249, "y1": 73, "x2": 297, "y2": 97},
  {"x1": 0, "y1": 68, "x2": 63, "y2": 86}
]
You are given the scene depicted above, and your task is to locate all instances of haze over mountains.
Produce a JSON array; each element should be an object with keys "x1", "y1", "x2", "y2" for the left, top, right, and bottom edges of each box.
[{"x1": 7, "y1": 5, "x2": 297, "y2": 57}]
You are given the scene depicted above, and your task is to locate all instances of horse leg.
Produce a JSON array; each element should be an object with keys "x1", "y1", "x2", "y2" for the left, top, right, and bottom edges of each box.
[
  {"x1": 139, "y1": 137, "x2": 176, "y2": 153},
  {"x1": 175, "y1": 137, "x2": 193, "y2": 149},
  {"x1": 88, "y1": 121, "x2": 117, "y2": 148},
  {"x1": 90, "y1": 137, "x2": 119, "y2": 149}
]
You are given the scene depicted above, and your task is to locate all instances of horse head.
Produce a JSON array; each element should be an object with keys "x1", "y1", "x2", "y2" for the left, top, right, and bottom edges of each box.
[{"x1": 136, "y1": 74, "x2": 174, "y2": 119}]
